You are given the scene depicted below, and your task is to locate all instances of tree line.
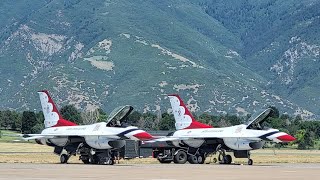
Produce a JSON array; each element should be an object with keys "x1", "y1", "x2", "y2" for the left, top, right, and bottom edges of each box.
[{"x1": 0, "y1": 105, "x2": 319, "y2": 150}]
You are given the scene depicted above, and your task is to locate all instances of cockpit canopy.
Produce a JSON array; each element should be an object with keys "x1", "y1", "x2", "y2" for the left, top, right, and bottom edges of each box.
[
  {"x1": 246, "y1": 108, "x2": 273, "y2": 130},
  {"x1": 106, "y1": 105, "x2": 134, "y2": 127}
]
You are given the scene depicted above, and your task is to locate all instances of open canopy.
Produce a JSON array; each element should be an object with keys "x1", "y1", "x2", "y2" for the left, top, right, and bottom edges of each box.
[
  {"x1": 245, "y1": 108, "x2": 273, "y2": 129},
  {"x1": 106, "y1": 105, "x2": 134, "y2": 127}
]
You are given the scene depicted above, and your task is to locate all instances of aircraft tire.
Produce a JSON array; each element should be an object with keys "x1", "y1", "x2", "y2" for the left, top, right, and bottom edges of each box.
[
  {"x1": 174, "y1": 151, "x2": 187, "y2": 164},
  {"x1": 88, "y1": 156, "x2": 97, "y2": 164},
  {"x1": 108, "y1": 159, "x2": 115, "y2": 165},
  {"x1": 224, "y1": 155, "x2": 232, "y2": 164},
  {"x1": 218, "y1": 154, "x2": 222, "y2": 161},
  {"x1": 60, "y1": 154, "x2": 69, "y2": 164},
  {"x1": 82, "y1": 159, "x2": 90, "y2": 164},
  {"x1": 187, "y1": 155, "x2": 198, "y2": 164},
  {"x1": 213, "y1": 157, "x2": 217, "y2": 163},
  {"x1": 197, "y1": 154, "x2": 205, "y2": 164},
  {"x1": 248, "y1": 159, "x2": 253, "y2": 165}
]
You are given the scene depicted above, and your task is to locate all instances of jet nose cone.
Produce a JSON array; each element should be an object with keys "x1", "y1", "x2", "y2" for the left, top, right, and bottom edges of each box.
[{"x1": 277, "y1": 134, "x2": 296, "y2": 142}]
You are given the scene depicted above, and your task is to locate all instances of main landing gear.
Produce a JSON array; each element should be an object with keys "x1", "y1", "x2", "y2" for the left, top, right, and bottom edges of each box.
[
  {"x1": 57, "y1": 144, "x2": 115, "y2": 165},
  {"x1": 78, "y1": 145, "x2": 115, "y2": 165}
]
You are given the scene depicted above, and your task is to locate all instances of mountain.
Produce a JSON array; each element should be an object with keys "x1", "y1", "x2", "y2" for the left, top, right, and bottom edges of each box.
[{"x1": 0, "y1": 0, "x2": 319, "y2": 118}]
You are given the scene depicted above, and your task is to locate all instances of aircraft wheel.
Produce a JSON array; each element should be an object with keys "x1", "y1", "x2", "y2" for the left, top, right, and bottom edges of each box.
[
  {"x1": 108, "y1": 159, "x2": 115, "y2": 165},
  {"x1": 60, "y1": 154, "x2": 69, "y2": 164},
  {"x1": 89, "y1": 156, "x2": 97, "y2": 164},
  {"x1": 82, "y1": 159, "x2": 90, "y2": 164},
  {"x1": 197, "y1": 154, "x2": 205, "y2": 164},
  {"x1": 187, "y1": 155, "x2": 198, "y2": 164},
  {"x1": 223, "y1": 155, "x2": 232, "y2": 164},
  {"x1": 218, "y1": 154, "x2": 222, "y2": 161},
  {"x1": 248, "y1": 159, "x2": 253, "y2": 165},
  {"x1": 173, "y1": 158, "x2": 178, "y2": 164},
  {"x1": 213, "y1": 157, "x2": 217, "y2": 163},
  {"x1": 174, "y1": 151, "x2": 187, "y2": 164}
]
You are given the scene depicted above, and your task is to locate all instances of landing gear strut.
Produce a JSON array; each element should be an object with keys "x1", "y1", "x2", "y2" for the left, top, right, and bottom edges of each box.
[
  {"x1": 247, "y1": 151, "x2": 253, "y2": 165},
  {"x1": 216, "y1": 145, "x2": 232, "y2": 164}
]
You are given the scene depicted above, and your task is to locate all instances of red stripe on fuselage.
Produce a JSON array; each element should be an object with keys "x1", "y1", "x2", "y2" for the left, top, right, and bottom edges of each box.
[
  {"x1": 52, "y1": 119, "x2": 77, "y2": 127},
  {"x1": 185, "y1": 121, "x2": 212, "y2": 129}
]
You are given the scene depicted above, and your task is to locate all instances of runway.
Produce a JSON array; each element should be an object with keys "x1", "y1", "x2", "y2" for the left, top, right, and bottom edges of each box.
[{"x1": 0, "y1": 163, "x2": 319, "y2": 180}]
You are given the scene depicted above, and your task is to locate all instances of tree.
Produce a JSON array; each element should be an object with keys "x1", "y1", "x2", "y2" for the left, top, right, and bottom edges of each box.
[
  {"x1": 295, "y1": 129, "x2": 306, "y2": 149},
  {"x1": 126, "y1": 111, "x2": 142, "y2": 126},
  {"x1": 266, "y1": 117, "x2": 286, "y2": 130},
  {"x1": 198, "y1": 113, "x2": 213, "y2": 125},
  {"x1": 97, "y1": 108, "x2": 108, "y2": 122},
  {"x1": 10, "y1": 111, "x2": 21, "y2": 130},
  {"x1": 303, "y1": 131, "x2": 315, "y2": 149},
  {"x1": 158, "y1": 113, "x2": 175, "y2": 130},
  {"x1": 1, "y1": 110, "x2": 13, "y2": 129},
  {"x1": 21, "y1": 111, "x2": 38, "y2": 134},
  {"x1": 217, "y1": 116, "x2": 232, "y2": 127},
  {"x1": 31, "y1": 123, "x2": 44, "y2": 134},
  {"x1": 268, "y1": 106, "x2": 280, "y2": 118},
  {"x1": 226, "y1": 114, "x2": 242, "y2": 125},
  {"x1": 295, "y1": 129, "x2": 315, "y2": 150},
  {"x1": 137, "y1": 112, "x2": 157, "y2": 130},
  {"x1": 0, "y1": 110, "x2": 22, "y2": 130},
  {"x1": 60, "y1": 105, "x2": 82, "y2": 124},
  {"x1": 36, "y1": 111, "x2": 45, "y2": 124},
  {"x1": 81, "y1": 109, "x2": 101, "y2": 125},
  {"x1": 293, "y1": 115, "x2": 302, "y2": 125},
  {"x1": 0, "y1": 111, "x2": 3, "y2": 129}
]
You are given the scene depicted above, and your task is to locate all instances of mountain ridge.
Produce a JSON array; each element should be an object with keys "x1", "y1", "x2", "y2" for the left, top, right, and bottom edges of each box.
[{"x1": 0, "y1": 0, "x2": 319, "y2": 119}]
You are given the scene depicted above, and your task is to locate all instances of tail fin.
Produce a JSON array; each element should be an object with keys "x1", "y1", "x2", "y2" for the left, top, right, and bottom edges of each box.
[
  {"x1": 38, "y1": 90, "x2": 77, "y2": 128},
  {"x1": 168, "y1": 94, "x2": 212, "y2": 130}
]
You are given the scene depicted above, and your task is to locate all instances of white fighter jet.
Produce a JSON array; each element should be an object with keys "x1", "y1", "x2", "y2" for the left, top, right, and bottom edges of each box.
[
  {"x1": 24, "y1": 90, "x2": 154, "y2": 165},
  {"x1": 151, "y1": 94, "x2": 296, "y2": 165}
]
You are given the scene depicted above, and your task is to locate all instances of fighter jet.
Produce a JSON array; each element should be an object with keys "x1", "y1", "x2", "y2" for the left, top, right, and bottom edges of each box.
[
  {"x1": 150, "y1": 94, "x2": 295, "y2": 165},
  {"x1": 24, "y1": 90, "x2": 154, "y2": 165}
]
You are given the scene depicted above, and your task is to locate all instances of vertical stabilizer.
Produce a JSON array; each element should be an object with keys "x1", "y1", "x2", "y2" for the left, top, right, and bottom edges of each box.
[
  {"x1": 168, "y1": 94, "x2": 212, "y2": 130},
  {"x1": 38, "y1": 90, "x2": 77, "y2": 128}
]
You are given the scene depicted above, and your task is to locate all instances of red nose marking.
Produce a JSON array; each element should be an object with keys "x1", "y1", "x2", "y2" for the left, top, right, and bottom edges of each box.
[
  {"x1": 133, "y1": 132, "x2": 153, "y2": 140},
  {"x1": 277, "y1": 135, "x2": 296, "y2": 142}
]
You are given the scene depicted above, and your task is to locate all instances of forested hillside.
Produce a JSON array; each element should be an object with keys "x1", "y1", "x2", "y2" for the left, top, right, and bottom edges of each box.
[{"x1": 0, "y1": 0, "x2": 319, "y2": 118}]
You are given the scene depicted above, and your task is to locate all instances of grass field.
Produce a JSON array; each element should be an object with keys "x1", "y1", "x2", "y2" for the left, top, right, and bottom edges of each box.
[{"x1": 1, "y1": 142, "x2": 320, "y2": 164}]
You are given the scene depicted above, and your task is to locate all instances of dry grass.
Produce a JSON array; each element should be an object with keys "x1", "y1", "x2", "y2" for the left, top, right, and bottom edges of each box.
[{"x1": 1, "y1": 143, "x2": 320, "y2": 164}]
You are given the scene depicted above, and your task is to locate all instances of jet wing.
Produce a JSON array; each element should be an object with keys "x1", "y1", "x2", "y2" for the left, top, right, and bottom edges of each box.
[{"x1": 22, "y1": 132, "x2": 119, "y2": 141}]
